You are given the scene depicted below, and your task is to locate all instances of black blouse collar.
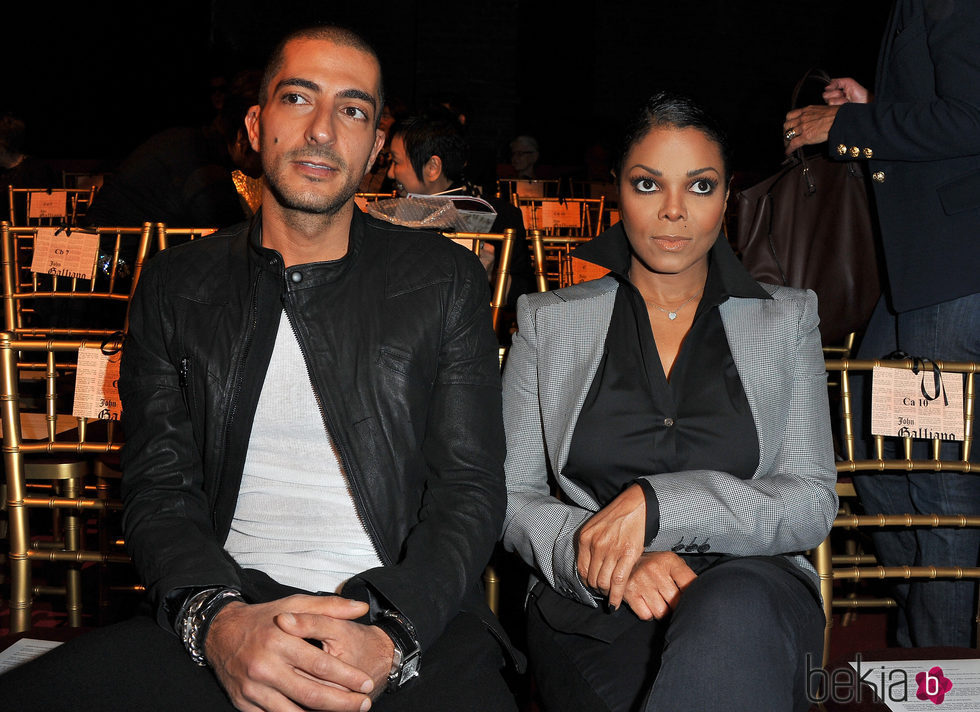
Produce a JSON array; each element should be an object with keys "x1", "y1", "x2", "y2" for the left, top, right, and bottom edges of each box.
[{"x1": 571, "y1": 221, "x2": 771, "y2": 302}]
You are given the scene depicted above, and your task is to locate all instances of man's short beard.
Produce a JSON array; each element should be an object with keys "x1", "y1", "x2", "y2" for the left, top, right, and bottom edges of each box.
[
  {"x1": 261, "y1": 144, "x2": 364, "y2": 216},
  {"x1": 264, "y1": 173, "x2": 358, "y2": 216}
]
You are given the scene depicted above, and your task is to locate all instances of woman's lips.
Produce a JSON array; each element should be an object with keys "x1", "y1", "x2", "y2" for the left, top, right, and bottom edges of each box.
[{"x1": 652, "y1": 235, "x2": 689, "y2": 251}]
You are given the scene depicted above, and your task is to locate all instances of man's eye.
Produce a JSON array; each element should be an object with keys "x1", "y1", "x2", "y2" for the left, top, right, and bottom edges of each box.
[
  {"x1": 282, "y1": 93, "x2": 309, "y2": 105},
  {"x1": 343, "y1": 106, "x2": 368, "y2": 120}
]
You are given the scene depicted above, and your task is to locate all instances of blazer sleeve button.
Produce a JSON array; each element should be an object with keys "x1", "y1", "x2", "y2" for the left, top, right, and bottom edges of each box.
[{"x1": 872, "y1": 171, "x2": 886, "y2": 183}]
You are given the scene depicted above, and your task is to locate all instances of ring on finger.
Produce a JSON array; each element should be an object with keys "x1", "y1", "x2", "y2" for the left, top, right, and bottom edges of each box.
[{"x1": 784, "y1": 128, "x2": 798, "y2": 141}]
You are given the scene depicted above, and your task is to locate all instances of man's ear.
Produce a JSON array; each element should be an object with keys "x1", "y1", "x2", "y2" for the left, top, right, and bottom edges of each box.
[
  {"x1": 366, "y1": 127, "x2": 386, "y2": 172},
  {"x1": 244, "y1": 105, "x2": 261, "y2": 152},
  {"x1": 423, "y1": 155, "x2": 443, "y2": 184}
]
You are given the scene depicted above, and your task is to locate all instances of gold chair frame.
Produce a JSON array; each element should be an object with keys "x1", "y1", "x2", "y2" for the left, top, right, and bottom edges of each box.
[
  {"x1": 513, "y1": 195, "x2": 605, "y2": 239},
  {"x1": 813, "y1": 357, "x2": 979, "y2": 665},
  {"x1": 154, "y1": 222, "x2": 218, "y2": 251},
  {"x1": 441, "y1": 229, "x2": 516, "y2": 339},
  {"x1": 8, "y1": 186, "x2": 97, "y2": 227},
  {"x1": 1, "y1": 221, "x2": 153, "y2": 339},
  {"x1": 2, "y1": 334, "x2": 130, "y2": 632},
  {"x1": 528, "y1": 230, "x2": 594, "y2": 292}
]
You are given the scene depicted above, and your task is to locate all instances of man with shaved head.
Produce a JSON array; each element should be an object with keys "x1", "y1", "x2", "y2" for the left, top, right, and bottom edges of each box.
[{"x1": 1, "y1": 25, "x2": 517, "y2": 712}]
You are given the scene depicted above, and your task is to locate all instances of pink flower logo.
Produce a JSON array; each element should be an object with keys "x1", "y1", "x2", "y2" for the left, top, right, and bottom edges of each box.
[{"x1": 915, "y1": 667, "x2": 953, "y2": 704}]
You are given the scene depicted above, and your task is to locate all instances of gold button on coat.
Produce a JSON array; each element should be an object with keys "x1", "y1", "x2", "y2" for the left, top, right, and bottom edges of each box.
[
  {"x1": 849, "y1": 146, "x2": 861, "y2": 157},
  {"x1": 837, "y1": 144, "x2": 848, "y2": 156},
  {"x1": 872, "y1": 171, "x2": 886, "y2": 183},
  {"x1": 862, "y1": 147, "x2": 873, "y2": 158}
]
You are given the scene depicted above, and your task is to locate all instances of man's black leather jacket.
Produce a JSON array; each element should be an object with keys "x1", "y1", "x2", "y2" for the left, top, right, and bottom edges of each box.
[{"x1": 119, "y1": 209, "x2": 507, "y2": 654}]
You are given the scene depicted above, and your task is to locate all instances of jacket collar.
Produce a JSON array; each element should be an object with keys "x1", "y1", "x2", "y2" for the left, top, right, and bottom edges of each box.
[
  {"x1": 572, "y1": 221, "x2": 771, "y2": 302},
  {"x1": 247, "y1": 205, "x2": 366, "y2": 287}
]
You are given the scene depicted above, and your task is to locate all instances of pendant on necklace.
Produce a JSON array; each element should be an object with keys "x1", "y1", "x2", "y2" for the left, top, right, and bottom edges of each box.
[{"x1": 667, "y1": 312, "x2": 678, "y2": 320}]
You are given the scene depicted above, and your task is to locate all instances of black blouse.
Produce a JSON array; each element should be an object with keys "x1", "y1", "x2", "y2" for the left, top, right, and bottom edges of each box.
[{"x1": 563, "y1": 226, "x2": 772, "y2": 540}]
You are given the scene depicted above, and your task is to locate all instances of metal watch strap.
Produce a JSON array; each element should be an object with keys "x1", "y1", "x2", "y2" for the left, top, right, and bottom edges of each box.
[
  {"x1": 179, "y1": 587, "x2": 244, "y2": 667},
  {"x1": 374, "y1": 609, "x2": 420, "y2": 690}
]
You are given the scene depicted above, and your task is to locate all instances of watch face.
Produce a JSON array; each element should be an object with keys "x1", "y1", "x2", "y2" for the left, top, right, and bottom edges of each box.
[{"x1": 403, "y1": 655, "x2": 420, "y2": 682}]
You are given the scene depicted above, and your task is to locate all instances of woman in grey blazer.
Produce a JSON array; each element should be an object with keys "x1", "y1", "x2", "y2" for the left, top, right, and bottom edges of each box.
[{"x1": 501, "y1": 93, "x2": 838, "y2": 712}]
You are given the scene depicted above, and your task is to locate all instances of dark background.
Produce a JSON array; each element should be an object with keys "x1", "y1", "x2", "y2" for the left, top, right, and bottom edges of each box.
[{"x1": 2, "y1": 1, "x2": 890, "y2": 186}]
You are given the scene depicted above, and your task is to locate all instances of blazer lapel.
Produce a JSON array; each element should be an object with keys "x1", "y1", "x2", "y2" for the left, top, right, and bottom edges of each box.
[
  {"x1": 535, "y1": 280, "x2": 617, "y2": 505},
  {"x1": 720, "y1": 295, "x2": 794, "y2": 480}
]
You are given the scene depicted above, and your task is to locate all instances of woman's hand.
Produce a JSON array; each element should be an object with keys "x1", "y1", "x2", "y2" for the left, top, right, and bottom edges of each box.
[
  {"x1": 622, "y1": 551, "x2": 697, "y2": 621},
  {"x1": 822, "y1": 77, "x2": 871, "y2": 105},
  {"x1": 576, "y1": 483, "x2": 646, "y2": 610},
  {"x1": 783, "y1": 105, "x2": 841, "y2": 154}
]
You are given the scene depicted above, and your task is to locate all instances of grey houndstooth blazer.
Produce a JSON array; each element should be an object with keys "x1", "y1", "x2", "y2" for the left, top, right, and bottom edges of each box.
[{"x1": 501, "y1": 275, "x2": 838, "y2": 606}]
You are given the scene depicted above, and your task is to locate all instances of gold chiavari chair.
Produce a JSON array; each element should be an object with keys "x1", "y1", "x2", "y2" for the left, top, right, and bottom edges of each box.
[
  {"x1": 440, "y1": 229, "x2": 516, "y2": 341},
  {"x1": 8, "y1": 186, "x2": 97, "y2": 227},
  {"x1": 527, "y1": 229, "x2": 601, "y2": 292},
  {"x1": 1, "y1": 221, "x2": 150, "y2": 624},
  {"x1": 812, "y1": 358, "x2": 979, "y2": 666},
  {"x1": 1, "y1": 222, "x2": 153, "y2": 339},
  {"x1": 2, "y1": 334, "x2": 130, "y2": 632},
  {"x1": 154, "y1": 222, "x2": 218, "y2": 251}
]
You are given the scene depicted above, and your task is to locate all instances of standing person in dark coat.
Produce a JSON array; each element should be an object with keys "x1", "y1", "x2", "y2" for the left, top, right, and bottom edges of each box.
[{"x1": 785, "y1": 0, "x2": 980, "y2": 648}]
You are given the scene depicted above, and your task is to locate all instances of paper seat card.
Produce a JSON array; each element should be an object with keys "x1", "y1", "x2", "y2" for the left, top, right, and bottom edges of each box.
[
  {"x1": 569, "y1": 257, "x2": 608, "y2": 284},
  {"x1": 871, "y1": 366, "x2": 964, "y2": 441},
  {"x1": 29, "y1": 228, "x2": 100, "y2": 280},
  {"x1": 541, "y1": 201, "x2": 582, "y2": 228},
  {"x1": 27, "y1": 192, "x2": 67, "y2": 219},
  {"x1": 72, "y1": 346, "x2": 122, "y2": 420}
]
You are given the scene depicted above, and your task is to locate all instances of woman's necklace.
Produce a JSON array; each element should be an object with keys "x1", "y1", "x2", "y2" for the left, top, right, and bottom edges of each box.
[{"x1": 643, "y1": 289, "x2": 703, "y2": 320}]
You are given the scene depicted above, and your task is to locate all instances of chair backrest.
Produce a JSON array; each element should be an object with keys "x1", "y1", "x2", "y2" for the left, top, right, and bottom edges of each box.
[
  {"x1": 155, "y1": 222, "x2": 218, "y2": 251},
  {"x1": 528, "y1": 230, "x2": 599, "y2": 291},
  {"x1": 8, "y1": 186, "x2": 98, "y2": 227},
  {"x1": 440, "y1": 229, "x2": 516, "y2": 337},
  {"x1": 1, "y1": 333, "x2": 126, "y2": 632},
  {"x1": 830, "y1": 358, "x2": 974, "y2": 466},
  {"x1": 354, "y1": 191, "x2": 398, "y2": 212},
  {"x1": 1, "y1": 221, "x2": 153, "y2": 337},
  {"x1": 513, "y1": 196, "x2": 605, "y2": 239},
  {"x1": 812, "y1": 357, "x2": 979, "y2": 664},
  {"x1": 570, "y1": 179, "x2": 618, "y2": 202}
]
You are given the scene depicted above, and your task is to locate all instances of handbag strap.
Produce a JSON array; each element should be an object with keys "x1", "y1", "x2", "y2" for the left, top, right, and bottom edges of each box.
[
  {"x1": 789, "y1": 67, "x2": 832, "y2": 194},
  {"x1": 790, "y1": 67, "x2": 832, "y2": 110}
]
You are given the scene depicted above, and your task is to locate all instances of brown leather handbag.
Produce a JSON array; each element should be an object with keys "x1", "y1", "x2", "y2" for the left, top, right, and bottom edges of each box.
[{"x1": 735, "y1": 69, "x2": 881, "y2": 345}]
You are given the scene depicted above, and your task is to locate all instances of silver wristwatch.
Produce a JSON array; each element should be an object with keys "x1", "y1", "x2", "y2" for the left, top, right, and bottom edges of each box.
[{"x1": 374, "y1": 609, "x2": 420, "y2": 690}]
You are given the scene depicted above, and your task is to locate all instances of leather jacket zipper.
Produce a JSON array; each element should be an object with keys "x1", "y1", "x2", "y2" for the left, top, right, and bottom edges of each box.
[
  {"x1": 282, "y1": 290, "x2": 389, "y2": 566},
  {"x1": 211, "y1": 269, "x2": 262, "y2": 519}
]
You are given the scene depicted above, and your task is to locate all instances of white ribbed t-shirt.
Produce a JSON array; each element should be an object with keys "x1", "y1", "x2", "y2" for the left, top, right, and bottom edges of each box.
[{"x1": 223, "y1": 312, "x2": 383, "y2": 593}]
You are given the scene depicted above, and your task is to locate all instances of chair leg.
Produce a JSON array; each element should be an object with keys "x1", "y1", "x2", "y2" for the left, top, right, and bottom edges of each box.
[
  {"x1": 814, "y1": 537, "x2": 834, "y2": 668},
  {"x1": 61, "y1": 477, "x2": 84, "y2": 627},
  {"x1": 7, "y1": 477, "x2": 32, "y2": 633}
]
